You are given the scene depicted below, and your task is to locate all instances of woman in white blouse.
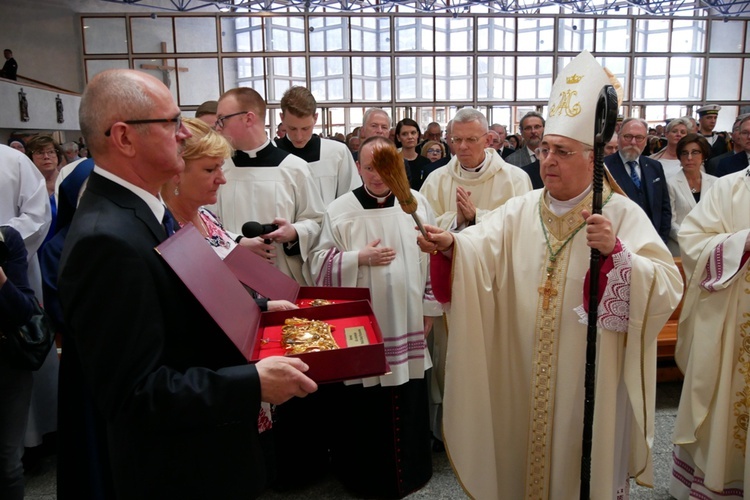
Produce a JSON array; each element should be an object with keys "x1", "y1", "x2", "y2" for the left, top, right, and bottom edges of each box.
[{"x1": 666, "y1": 133, "x2": 717, "y2": 256}]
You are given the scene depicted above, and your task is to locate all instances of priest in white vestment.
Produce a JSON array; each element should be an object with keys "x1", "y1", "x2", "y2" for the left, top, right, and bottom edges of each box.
[
  {"x1": 671, "y1": 162, "x2": 750, "y2": 499},
  {"x1": 418, "y1": 107, "x2": 532, "y2": 448},
  {"x1": 417, "y1": 51, "x2": 683, "y2": 499}
]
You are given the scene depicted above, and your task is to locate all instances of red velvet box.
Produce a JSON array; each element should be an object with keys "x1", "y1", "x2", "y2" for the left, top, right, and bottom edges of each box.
[
  {"x1": 223, "y1": 244, "x2": 371, "y2": 307},
  {"x1": 157, "y1": 225, "x2": 388, "y2": 383}
]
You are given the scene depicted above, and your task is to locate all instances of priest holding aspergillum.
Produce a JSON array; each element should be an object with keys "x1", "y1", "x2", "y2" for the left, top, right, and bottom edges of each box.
[{"x1": 417, "y1": 51, "x2": 683, "y2": 499}]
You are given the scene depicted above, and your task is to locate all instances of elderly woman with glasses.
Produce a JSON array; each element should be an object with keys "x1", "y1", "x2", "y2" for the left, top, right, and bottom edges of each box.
[
  {"x1": 650, "y1": 117, "x2": 693, "y2": 178},
  {"x1": 665, "y1": 133, "x2": 717, "y2": 256},
  {"x1": 421, "y1": 140, "x2": 445, "y2": 163},
  {"x1": 25, "y1": 136, "x2": 61, "y2": 247}
]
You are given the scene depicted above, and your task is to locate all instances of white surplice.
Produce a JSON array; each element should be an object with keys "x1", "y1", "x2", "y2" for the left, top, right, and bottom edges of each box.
[
  {"x1": 215, "y1": 152, "x2": 324, "y2": 285},
  {"x1": 309, "y1": 189, "x2": 442, "y2": 387}
]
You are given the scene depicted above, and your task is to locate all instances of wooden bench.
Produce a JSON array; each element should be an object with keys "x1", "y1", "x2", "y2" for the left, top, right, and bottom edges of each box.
[{"x1": 656, "y1": 257, "x2": 686, "y2": 382}]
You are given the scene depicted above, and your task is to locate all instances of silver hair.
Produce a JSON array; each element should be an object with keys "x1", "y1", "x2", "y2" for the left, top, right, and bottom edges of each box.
[
  {"x1": 620, "y1": 117, "x2": 649, "y2": 133},
  {"x1": 362, "y1": 108, "x2": 391, "y2": 129},
  {"x1": 665, "y1": 117, "x2": 693, "y2": 134},
  {"x1": 452, "y1": 108, "x2": 488, "y2": 131}
]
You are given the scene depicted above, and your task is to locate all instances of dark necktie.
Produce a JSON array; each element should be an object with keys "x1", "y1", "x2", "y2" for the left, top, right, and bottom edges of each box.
[
  {"x1": 627, "y1": 160, "x2": 641, "y2": 189},
  {"x1": 162, "y1": 207, "x2": 176, "y2": 237}
]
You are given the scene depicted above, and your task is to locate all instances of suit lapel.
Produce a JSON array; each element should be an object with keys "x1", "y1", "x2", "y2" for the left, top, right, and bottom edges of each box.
[{"x1": 86, "y1": 173, "x2": 167, "y2": 243}]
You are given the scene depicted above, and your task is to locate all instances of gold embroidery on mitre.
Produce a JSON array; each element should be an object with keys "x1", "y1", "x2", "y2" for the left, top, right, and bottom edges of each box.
[
  {"x1": 566, "y1": 73, "x2": 583, "y2": 84},
  {"x1": 548, "y1": 90, "x2": 582, "y2": 118}
]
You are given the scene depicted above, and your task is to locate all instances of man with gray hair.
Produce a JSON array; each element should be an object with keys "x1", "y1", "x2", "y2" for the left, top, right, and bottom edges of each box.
[
  {"x1": 419, "y1": 109, "x2": 532, "y2": 448},
  {"x1": 352, "y1": 108, "x2": 391, "y2": 161},
  {"x1": 490, "y1": 123, "x2": 514, "y2": 159},
  {"x1": 58, "y1": 69, "x2": 317, "y2": 499},
  {"x1": 605, "y1": 116, "x2": 671, "y2": 244},
  {"x1": 61, "y1": 141, "x2": 81, "y2": 163}
]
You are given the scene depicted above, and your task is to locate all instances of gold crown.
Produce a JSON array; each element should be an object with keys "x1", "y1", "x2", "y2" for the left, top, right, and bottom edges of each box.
[{"x1": 566, "y1": 73, "x2": 583, "y2": 84}]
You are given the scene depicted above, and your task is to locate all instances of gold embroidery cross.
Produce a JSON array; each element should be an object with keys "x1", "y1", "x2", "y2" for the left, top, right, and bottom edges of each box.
[{"x1": 538, "y1": 276, "x2": 558, "y2": 310}]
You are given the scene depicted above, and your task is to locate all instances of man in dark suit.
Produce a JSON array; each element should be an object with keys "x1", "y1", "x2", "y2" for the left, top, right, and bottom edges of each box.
[
  {"x1": 58, "y1": 69, "x2": 316, "y2": 499},
  {"x1": 716, "y1": 114, "x2": 750, "y2": 177},
  {"x1": 707, "y1": 114, "x2": 748, "y2": 175},
  {"x1": 489, "y1": 124, "x2": 515, "y2": 159},
  {"x1": 506, "y1": 112, "x2": 545, "y2": 189},
  {"x1": 604, "y1": 117, "x2": 671, "y2": 245}
]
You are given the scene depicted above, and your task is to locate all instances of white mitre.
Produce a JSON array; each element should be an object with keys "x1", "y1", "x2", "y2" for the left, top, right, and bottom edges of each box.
[{"x1": 545, "y1": 51, "x2": 614, "y2": 148}]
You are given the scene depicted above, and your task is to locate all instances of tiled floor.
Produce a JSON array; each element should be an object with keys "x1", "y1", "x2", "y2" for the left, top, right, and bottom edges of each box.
[{"x1": 25, "y1": 381, "x2": 684, "y2": 499}]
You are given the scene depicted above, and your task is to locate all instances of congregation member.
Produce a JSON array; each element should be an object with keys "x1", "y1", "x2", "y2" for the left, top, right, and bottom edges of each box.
[
  {"x1": 418, "y1": 121, "x2": 451, "y2": 160},
  {"x1": 716, "y1": 114, "x2": 750, "y2": 177},
  {"x1": 0, "y1": 144, "x2": 55, "y2": 469},
  {"x1": 506, "y1": 111, "x2": 544, "y2": 168},
  {"x1": 649, "y1": 117, "x2": 692, "y2": 178},
  {"x1": 665, "y1": 134, "x2": 717, "y2": 256},
  {"x1": 707, "y1": 114, "x2": 748, "y2": 175},
  {"x1": 57, "y1": 69, "x2": 316, "y2": 499},
  {"x1": 276, "y1": 86, "x2": 360, "y2": 206},
  {"x1": 353, "y1": 108, "x2": 391, "y2": 160},
  {"x1": 395, "y1": 118, "x2": 432, "y2": 190},
  {"x1": 0, "y1": 225, "x2": 38, "y2": 500},
  {"x1": 490, "y1": 123, "x2": 515, "y2": 158},
  {"x1": 605, "y1": 117, "x2": 672, "y2": 245},
  {"x1": 26, "y1": 136, "x2": 61, "y2": 245},
  {"x1": 214, "y1": 86, "x2": 325, "y2": 285},
  {"x1": 506, "y1": 111, "x2": 545, "y2": 188},
  {"x1": 61, "y1": 142, "x2": 81, "y2": 164},
  {"x1": 194, "y1": 99, "x2": 218, "y2": 126},
  {"x1": 309, "y1": 136, "x2": 441, "y2": 498},
  {"x1": 696, "y1": 104, "x2": 730, "y2": 160},
  {"x1": 671, "y1": 161, "x2": 750, "y2": 499},
  {"x1": 416, "y1": 51, "x2": 682, "y2": 498},
  {"x1": 604, "y1": 133, "x2": 619, "y2": 156},
  {"x1": 421, "y1": 140, "x2": 445, "y2": 163}
]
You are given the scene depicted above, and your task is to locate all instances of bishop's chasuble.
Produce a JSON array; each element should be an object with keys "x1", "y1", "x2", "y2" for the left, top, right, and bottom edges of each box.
[
  {"x1": 672, "y1": 170, "x2": 750, "y2": 498},
  {"x1": 438, "y1": 183, "x2": 682, "y2": 499}
]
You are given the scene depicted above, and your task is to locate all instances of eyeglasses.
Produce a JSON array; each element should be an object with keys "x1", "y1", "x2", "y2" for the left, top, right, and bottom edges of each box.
[
  {"x1": 740, "y1": 130, "x2": 750, "y2": 137},
  {"x1": 426, "y1": 148, "x2": 443, "y2": 154},
  {"x1": 679, "y1": 150, "x2": 703, "y2": 158},
  {"x1": 622, "y1": 134, "x2": 647, "y2": 143},
  {"x1": 32, "y1": 149, "x2": 57, "y2": 158},
  {"x1": 450, "y1": 133, "x2": 487, "y2": 145},
  {"x1": 535, "y1": 147, "x2": 589, "y2": 160},
  {"x1": 215, "y1": 111, "x2": 248, "y2": 129},
  {"x1": 105, "y1": 115, "x2": 182, "y2": 137}
]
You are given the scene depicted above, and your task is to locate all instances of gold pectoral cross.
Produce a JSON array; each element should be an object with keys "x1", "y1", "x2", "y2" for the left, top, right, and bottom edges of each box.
[{"x1": 538, "y1": 269, "x2": 558, "y2": 310}]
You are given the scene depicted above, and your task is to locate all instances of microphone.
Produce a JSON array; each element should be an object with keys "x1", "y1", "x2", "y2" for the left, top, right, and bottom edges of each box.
[{"x1": 242, "y1": 221, "x2": 279, "y2": 245}]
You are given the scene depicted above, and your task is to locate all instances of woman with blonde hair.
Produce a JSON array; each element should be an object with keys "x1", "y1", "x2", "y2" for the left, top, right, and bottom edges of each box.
[{"x1": 650, "y1": 117, "x2": 692, "y2": 177}]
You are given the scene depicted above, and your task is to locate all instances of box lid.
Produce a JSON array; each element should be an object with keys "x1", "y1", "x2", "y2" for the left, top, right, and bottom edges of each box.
[
  {"x1": 156, "y1": 224, "x2": 261, "y2": 361},
  {"x1": 224, "y1": 245, "x2": 300, "y2": 302}
]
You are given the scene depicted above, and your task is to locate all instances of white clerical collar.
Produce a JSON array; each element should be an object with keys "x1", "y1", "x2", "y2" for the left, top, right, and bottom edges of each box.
[
  {"x1": 546, "y1": 185, "x2": 592, "y2": 216},
  {"x1": 242, "y1": 137, "x2": 271, "y2": 158},
  {"x1": 460, "y1": 151, "x2": 490, "y2": 173},
  {"x1": 94, "y1": 165, "x2": 165, "y2": 221}
]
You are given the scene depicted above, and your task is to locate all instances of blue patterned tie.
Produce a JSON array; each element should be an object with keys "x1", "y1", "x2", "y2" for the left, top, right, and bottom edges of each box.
[
  {"x1": 627, "y1": 161, "x2": 641, "y2": 189},
  {"x1": 162, "y1": 208, "x2": 176, "y2": 237}
]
